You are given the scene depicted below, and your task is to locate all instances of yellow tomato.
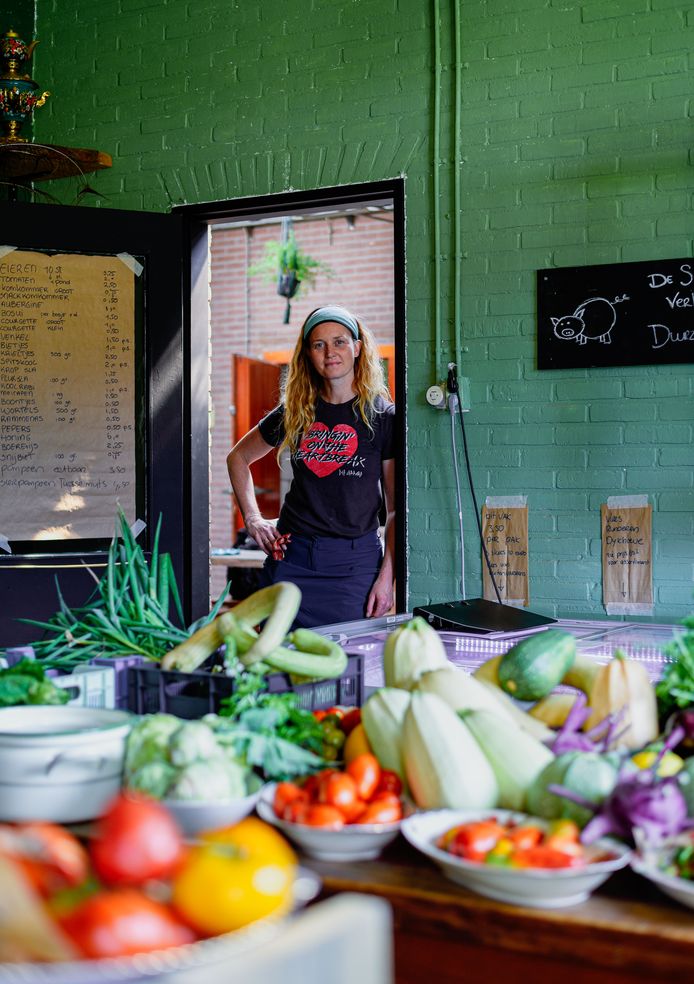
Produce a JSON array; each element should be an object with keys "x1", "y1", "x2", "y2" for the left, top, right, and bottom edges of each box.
[
  {"x1": 171, "y1": 817, "x2": 297, "y2": 936},
  {"x1": 631, "y1": 749, "x2": 683, "y2": 777},
  {"x1": 343, "y1": 723, "x2": 372, "y2": 764}
]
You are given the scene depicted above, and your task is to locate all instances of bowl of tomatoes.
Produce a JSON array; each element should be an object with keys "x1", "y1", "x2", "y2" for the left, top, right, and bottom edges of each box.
[
  {"x1": 256, "y1": 754, "x2": 406, "y2": 862},
  {"x1": 401, "y1": 809, "x2": 631, "y2": 908}
]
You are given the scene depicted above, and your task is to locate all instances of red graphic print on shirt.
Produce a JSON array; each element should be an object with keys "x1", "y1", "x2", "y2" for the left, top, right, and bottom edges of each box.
[{"x1": 296, "y1": 422, "x2": 358, "y2": 477}]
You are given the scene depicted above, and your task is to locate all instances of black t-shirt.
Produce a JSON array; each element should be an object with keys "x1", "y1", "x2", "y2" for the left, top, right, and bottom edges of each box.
[{"x1": 258, "y1": 396, "x2": 395, "y2": 538}]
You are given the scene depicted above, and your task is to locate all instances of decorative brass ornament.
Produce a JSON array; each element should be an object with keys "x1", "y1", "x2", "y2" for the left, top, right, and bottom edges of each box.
[{"x1": 0, "y1": 28, "x2": 50, "y2": 142}]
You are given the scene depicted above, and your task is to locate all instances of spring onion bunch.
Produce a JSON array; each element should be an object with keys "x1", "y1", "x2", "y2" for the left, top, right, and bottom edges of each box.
[{"x1": 13, "y1": 509, "x2": 230, "y2": 670}]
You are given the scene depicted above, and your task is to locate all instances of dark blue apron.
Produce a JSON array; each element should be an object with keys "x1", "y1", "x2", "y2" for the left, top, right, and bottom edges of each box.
[{"x1": 258, "y1": 530, "x2": 382, "y2": 628}]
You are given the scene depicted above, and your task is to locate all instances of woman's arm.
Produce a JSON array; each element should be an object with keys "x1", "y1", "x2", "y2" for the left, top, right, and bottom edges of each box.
[
  {"x1": 366, "y1": 457, "x2": 396, "y2": 618},
  {"x1": 226, "y1": 426, "x2": 283, "y2": 556}
]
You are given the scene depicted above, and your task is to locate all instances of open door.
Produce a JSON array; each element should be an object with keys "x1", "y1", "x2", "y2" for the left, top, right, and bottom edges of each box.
[
  {"x1": 232, "y1": 355, "x2": 282, "y2": 536},
  {"x1": 0, "y1": 201, "x2": 200, "y2": 646}
]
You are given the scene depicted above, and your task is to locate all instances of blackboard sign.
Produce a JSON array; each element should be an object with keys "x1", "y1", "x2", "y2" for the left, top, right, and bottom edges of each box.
[{"x1": 537, "y1": 258, "x2": 694, "y2": 370}]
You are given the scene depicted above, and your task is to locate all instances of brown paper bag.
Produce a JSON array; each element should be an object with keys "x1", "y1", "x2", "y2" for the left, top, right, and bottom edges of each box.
[
  {"x1": 602, "y1": 504, "x2": 653, "y2": 607},
  {"x1": 482, "y1": 506, "x2": 529, "y2": 606}
]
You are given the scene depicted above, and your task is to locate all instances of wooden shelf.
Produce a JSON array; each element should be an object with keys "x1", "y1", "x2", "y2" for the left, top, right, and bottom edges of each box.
[{"x1": 0, "y1": 142, "x2": 111, "y2": 183}]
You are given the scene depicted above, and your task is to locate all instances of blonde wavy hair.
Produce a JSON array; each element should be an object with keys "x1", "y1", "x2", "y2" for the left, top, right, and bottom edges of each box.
[{"x1": 278, "y1": 311, "x2": 392, "y2": 456}]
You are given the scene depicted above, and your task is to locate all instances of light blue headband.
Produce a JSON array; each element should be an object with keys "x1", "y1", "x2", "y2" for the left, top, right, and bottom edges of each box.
[{"x1": 302, "y1": 306, "x2": 360, "y2": 341}]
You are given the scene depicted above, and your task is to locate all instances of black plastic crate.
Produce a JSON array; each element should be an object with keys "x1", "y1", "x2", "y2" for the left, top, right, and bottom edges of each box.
[{"x1": 126, "y1": 652, "x2": 364, "y2": 719}]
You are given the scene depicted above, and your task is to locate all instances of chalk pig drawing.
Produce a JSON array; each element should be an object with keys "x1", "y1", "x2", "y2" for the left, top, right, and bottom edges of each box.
[{"x1": 551, "y1": 295, "x2": 628, "y2": 345}]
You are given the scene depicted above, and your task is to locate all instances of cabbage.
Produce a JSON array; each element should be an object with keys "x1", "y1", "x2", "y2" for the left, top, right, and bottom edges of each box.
[
  {"x1": 165, "y1": 757, "x2": 248, "y2": 801},
  {"x1": 169, "y1": 720, "x2": 220, "y2": 766},
  {"x1": 124, "y1": 713, "x2": 181, "y2": 776},
  {"x1": 127, "y1": 760, "x2": 177, "y2": 799},
  {"x1": 526, "y1": 751, "x2": 619, "y2": 828}
]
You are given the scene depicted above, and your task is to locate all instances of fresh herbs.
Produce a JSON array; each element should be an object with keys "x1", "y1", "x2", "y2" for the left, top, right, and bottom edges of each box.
[
  {"x1": 10, "y1": 509, "x2": 229, "y2": 670},
  {"x1": 0, "y1": 659, "x2": 69, "y2": 707},
  {"x1": 656, "y1": 613, "x2": 694, "y2": 718},
  {"x1": 217, "y1": 675, "x2": 327, "y2": 781}
]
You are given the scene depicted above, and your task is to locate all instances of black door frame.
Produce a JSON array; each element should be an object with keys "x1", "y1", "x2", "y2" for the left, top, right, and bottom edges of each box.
[{"x1": 175, "y1": 178, "x2": 408, "y2": 613}]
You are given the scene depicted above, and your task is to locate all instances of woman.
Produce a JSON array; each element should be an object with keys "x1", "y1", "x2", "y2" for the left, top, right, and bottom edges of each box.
[{"x1": 227, "y1": 305, "x2": 395, "y2": 628}]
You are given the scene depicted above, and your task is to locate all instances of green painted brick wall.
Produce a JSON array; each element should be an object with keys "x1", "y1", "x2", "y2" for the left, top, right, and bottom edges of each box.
[{"x1": 31, "y1": 0, "x2": 694, "y2": 620}]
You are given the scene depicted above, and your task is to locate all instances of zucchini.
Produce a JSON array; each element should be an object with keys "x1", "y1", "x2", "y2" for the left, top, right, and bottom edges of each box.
[
  {"x1": 247, "y1": 629, "x2": 348, "y2": 678},
  {"x1": 161, "y1": 582, "x2": 300, "y2": 673},
  {"x1": 497, "y1": 629, "x2": 576, "y2": 701}
]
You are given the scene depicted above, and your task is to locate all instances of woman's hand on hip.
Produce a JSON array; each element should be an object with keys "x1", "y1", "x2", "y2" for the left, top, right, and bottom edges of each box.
[
  {"x1": 245, "y1": 517, "x2": 284, "y2": 557},
  {"x1": 366, "y1": 570, "x2": 394, "y2": 618}
]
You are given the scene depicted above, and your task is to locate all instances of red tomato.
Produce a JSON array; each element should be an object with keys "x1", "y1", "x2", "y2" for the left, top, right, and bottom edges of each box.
[
  {"x1": 0, "y1": 822, "x2": 89, "y2": 897},
  {"x1": 319, "y1": 773, "x2": 358, "y2": 814},
  {"x1": 61, "y1": 889, "x2": 195, "y2": 959},
  {"x1": 283, "y1": 798, "x2": 310, "y2": 823},
  {"x1": 339, "y1": 708, "x2": 362, "y2": 736},
  {"x1": 303, "y1": 768, "x2": 338, "y2": 802},
  {"x1": 506, "y1": 825, "x2": 543, "y2": 851},
  {"x1": 356, "y1": 799, "x2": 402, "y2": 825},
  {"x1": 346, "y1": 753, "x2": 381, "y2": 801},
  {"x1": 273, "y1": 782, "x2": 306, "y2": 818},
  {"x1": 511, "y1": 846, "x2": 586, "y2": 870},
  {"x1": 340, "y1": 798, "x2": 367, "y2": 823},
  {"x1": 446, "y1": 820, "x2": 506, "y2": 862},
  {"x1": 313, "y1": 710, "x2": 328, "y2": 722},
  {"x1": 303, "y1": 805, "x2": 345, "y2": 829},
  {"x1": 373, "y1": 770, "x2": 403, "y2": 799},
  {"x1": 90, "y1": 792, "x2": 185, "y2": 887}
]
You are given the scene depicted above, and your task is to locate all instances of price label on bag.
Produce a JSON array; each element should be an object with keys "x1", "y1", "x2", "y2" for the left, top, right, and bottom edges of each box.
[{"x1": 481, "y1": 504, "x2": 529, "y2": 607}]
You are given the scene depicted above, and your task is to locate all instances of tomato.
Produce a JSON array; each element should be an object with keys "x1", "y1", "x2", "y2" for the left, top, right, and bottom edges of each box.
[
  {"x1": 340, "y1": 798, "x2": 367, "y2": 823},
  {"x1": 273, "y1": 782, "x2": 306, "y2": 818},
  {"x1": 0, "y1": 822, "x2": 89, "y2": 897},
  {"x1": 511, "y1": 846, "x2": 586, "y2": 870},
  {"x1": 339, "y1": 708, "x2": 362, "y2": 736},
  {"x1": 506, "y1": 825, "x2": 543, "y2": 851},
  {"x1": 446, "y1": 820, "x2": 506, "y2": 862},
  {"x1": 60, "y1": 889, "x2": 195, "y2": 958},
  {"x1": 544, "y1": 818, "x2": 580, "y2": 844},
  {"x1": 283, "y1": 798, "x2": 310, "y2": 823},
  {"x1": 319, "y1": 772, "x2": 358, "y2": 814},
  {"x1": 90, "y1": 792, "x2": 185, "y2": 887},
  {"x1": 172, "y1": 818, "x2": 297, "y2": 936},
  {"x1": 303, "y1": 804, "x2": 345, "y2": 829},
  {"x1": 356, "y1": 799, "x2": 402, "y2": 825},
  {"x1": 373, "y1": 770, "x2": 403, "y2": 799},
  {"x1": 303, "y1": 768, "x2": 338, "y2": 801},
  {"x1": 346, "y1": 753, "x2": 381, "y2": 801}
]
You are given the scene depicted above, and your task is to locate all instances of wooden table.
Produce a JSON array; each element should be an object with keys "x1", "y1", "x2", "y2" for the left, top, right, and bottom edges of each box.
[{"x1": 308, "y1": 840, "x2": 694, "y2": 984}]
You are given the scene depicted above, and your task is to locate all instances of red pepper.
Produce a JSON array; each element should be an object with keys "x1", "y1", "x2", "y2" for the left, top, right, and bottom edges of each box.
[{"x1": 271, "y1": 532, "x2": 291, "y2": 561}]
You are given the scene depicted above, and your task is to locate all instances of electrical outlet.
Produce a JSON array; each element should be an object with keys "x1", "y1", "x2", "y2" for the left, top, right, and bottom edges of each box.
[{"x1": 425, "y1": 384, "x2": 446, "y2": 408}]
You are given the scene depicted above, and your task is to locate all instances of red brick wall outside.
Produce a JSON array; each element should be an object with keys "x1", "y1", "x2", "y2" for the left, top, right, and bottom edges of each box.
[{"x1": 209, "y1": 212, "x2": 394, "y2": 602}]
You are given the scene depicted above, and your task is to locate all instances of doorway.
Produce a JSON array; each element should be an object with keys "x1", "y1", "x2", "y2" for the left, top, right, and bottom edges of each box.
[{"x1": 176, "y1": 179, "x2": 407, "y2": 615}]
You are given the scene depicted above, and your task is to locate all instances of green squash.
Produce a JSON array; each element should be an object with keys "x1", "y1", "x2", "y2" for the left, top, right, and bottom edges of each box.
[{"x1": 498, "y1": 629, "x2": 576, "y2": 701}]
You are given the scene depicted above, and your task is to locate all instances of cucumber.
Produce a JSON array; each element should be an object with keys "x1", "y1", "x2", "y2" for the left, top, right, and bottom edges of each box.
[{"x1": 497, "y1": 629, "x2": 576, "y2": 701}]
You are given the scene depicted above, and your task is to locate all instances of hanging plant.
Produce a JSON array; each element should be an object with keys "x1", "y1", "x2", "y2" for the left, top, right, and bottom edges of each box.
[{"x1": 248, "y1": 221, "x2": 333, "y2": 323}]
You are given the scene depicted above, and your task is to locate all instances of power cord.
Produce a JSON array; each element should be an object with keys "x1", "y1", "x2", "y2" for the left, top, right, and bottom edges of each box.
[
  {"x1": 447, "y1": 363, "x2": 503, "y2": 605},
  {"x1": 448, "y1": 392, "x2": 466, "y2": 599}
]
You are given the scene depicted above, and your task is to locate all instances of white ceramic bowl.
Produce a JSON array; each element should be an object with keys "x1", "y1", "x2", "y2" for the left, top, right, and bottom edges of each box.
[
  {"x1": 401, "y1": 809, "x2": 631, "y2": 909},
  {"x1": 631, "y1": 856, "x2": 694, "y2": 911},
  {"x1": 163, "y1": 777, "x2": 264, "y2": 837},
  {"x1": 0, "y1": 706, "x2": 132, "y2": 824},
  {"x1": 256, "y1": 783, "x2": 402, "y2": 861}
]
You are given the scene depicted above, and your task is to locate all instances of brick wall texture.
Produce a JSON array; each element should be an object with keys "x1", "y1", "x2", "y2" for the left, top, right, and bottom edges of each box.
[{"x1": 33, "y1": 0, "x2": 694, "y2": 618}]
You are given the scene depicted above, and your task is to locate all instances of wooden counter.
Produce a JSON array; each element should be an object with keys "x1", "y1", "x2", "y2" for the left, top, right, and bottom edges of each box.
[{"x1": 307, "y1": 839, "x2": 694, "y2": 984}]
